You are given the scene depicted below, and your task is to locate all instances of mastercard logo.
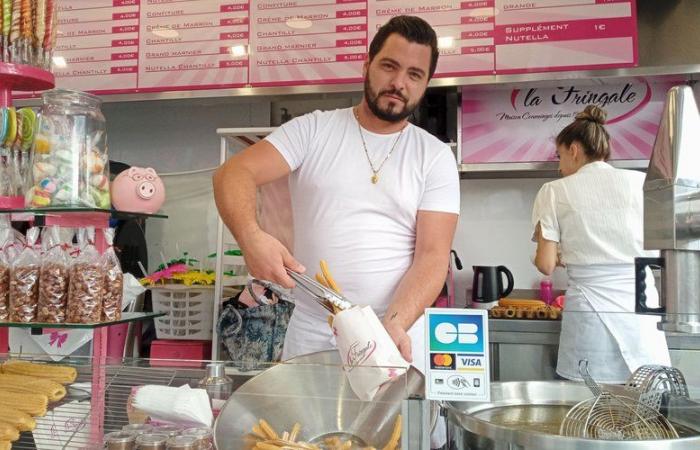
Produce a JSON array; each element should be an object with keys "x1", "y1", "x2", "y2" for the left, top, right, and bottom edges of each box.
[{"x1": 432, "y1": 354, "x2": 453, "y2": 367}]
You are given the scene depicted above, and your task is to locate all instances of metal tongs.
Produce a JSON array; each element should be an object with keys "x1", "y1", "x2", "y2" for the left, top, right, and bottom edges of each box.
[
  {"x1": 246, "y1": 269, "x2": 353, "y2": 313},
  {"x1": 286, "y1": 268, "x2": 353, "y2": 314}
]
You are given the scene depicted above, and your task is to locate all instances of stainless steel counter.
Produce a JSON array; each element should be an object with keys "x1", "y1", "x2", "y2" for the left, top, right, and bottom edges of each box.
[
  {"x1": 488, "y1": 319, "x2": 700, "y2": 384},
  {"x1": 490, "y1": 318, "x2": 700, "y2": 349}
]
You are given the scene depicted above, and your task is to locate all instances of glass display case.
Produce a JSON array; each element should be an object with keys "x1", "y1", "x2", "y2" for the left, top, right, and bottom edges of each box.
[{"x1": 2, "y1": 311, "x2": 697, "y2": 449}]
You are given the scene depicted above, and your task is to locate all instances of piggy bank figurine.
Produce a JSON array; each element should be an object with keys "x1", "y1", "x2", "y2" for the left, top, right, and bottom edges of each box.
[{"x1": 111, "y1": 167, "x2": 166, "y2": 214}]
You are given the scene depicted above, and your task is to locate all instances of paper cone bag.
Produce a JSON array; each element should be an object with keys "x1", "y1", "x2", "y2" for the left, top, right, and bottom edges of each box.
[{"x1": 333, "y1": 305, "x2": 409, "y2": 401}]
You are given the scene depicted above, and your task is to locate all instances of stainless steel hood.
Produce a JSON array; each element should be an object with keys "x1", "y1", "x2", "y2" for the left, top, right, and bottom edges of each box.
[
  {"x1": 636, "y1": 85, "x2": 700, "y2": 334},
  {"x1": 643, "y1": 85, "x2": 700, "y2": 251}
]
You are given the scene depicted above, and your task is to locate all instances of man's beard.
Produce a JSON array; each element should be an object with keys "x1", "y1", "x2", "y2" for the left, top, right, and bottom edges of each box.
[{"x1": 364, "y1": 76, "x2": 421, "y2": 123}]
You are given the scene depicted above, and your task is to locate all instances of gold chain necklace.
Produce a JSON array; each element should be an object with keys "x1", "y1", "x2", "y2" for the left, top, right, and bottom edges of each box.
[{"x1": 354, "y1": 108, "x2": 405, "y2": 184}]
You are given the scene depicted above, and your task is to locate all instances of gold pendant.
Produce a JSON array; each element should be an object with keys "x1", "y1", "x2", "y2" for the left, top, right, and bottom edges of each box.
[{"x1": 371, "y1": 174, "x2": 379, "y2": 184}]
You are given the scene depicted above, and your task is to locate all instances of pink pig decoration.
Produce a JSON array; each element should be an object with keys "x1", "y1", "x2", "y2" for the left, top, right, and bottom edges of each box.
[{"x1": 111, "y1": 167, "x2": 166, "y2": 214}]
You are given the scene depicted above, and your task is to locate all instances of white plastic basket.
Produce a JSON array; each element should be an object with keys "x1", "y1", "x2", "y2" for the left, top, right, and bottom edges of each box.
[{"x1": 151, "y1": 285, "x2": 231, "y2": 340}]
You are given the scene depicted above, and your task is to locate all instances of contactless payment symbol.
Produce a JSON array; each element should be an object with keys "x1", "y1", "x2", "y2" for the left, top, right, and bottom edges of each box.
[{"x1": 425, "y1": 308, "x2": 490, "y2": 402}]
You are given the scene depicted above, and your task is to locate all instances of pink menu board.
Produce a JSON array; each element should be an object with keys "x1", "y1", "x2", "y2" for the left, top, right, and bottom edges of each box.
[
  {"x1": 138, "y1": 0, "x2": 249, "y2": 92},
  {"x1": 53, "y1": 0, "x2": 140, "y2": 93},
  {"x1": 461, "y1": 80, "x2": 673, "y2": 164},
  {"x1": 494, "y1": 0, "x2": 637, "y2": 73},
  {"x1": 368, "y1": 0, "x2": 496, "y2": 77},
  {"x1": 24, "y1": 0, "x2": 637, "y2": 96},
  {"x1": 249, "y1": 0, "x2": 367, "y2": 86}
]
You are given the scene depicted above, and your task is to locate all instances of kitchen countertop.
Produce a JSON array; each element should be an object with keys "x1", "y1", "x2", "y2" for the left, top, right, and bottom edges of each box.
[{"x1": 488, "y1": 319, "x2": 700, "y2": 350}]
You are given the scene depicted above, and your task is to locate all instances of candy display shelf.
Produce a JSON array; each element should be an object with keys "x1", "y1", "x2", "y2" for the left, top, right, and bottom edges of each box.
[
  {"x1": 0, "y1": 62, "x2": 54, "y2": 107},
  {"x1": 0, "y1": 207, "x2": 168, "y2": 222},
  {"x1": 0, "y1": 311, "x2": 164, "y2": 330}
]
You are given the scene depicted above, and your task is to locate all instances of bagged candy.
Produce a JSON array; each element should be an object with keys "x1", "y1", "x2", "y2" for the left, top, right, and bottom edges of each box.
[
  {"x1": 37, "y1": 226, "x2": 70, "y2": 323},
  {"x1": 66, "y1": 228, "x2": 104, "y2": 323},
  {"x1": 0, "y1": 226, "x2": 12, "y2": 321},
  {"x1": 101, "y1": 228, "x2": 123, "y2": 321},
  {"x1": 9, "y1": 227, "x2": 41, "y2": 322}
]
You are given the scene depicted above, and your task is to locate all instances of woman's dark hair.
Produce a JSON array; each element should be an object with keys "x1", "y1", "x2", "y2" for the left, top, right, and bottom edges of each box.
[
  {"x1": 368, "y1": 15, "x2": 439, "y2": 79},
  {"x1": 556, "y1": 105, "x2": 611, "y2": 161}
]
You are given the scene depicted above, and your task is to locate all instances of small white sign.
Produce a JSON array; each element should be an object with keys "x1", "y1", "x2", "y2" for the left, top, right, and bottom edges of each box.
[{"x1": 425, "y1": 308, "x2": 490, "y2": 402}]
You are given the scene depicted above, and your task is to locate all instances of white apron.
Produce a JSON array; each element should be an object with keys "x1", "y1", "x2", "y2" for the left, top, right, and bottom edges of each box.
[{"x1": 558, "y1": 264, "x2": 671, "y2": 384}]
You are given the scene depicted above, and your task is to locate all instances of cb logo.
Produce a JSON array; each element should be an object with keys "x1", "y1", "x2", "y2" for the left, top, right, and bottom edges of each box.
[{"x1": 434, "y1": 322, "x2": 478, "y2": 345}]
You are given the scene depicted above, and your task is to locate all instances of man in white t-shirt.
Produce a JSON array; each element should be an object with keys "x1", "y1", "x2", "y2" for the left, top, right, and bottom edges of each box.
[{"x1": 213, "y1": 16, "x2": 460, "y2": 365}]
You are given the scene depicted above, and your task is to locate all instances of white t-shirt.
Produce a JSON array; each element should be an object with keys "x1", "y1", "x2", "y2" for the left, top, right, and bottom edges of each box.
[
  {"x1": 531, "y1": 161, "x2": 655, "y2": 265},
  {"x1": 266, "y1": 107, "x2": 460, "y2": 322}
]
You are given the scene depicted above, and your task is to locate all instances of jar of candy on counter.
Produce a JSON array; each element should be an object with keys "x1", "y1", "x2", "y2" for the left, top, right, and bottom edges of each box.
[{"x1": 26, "y1": 89, "x2": 110, "y2": 209}]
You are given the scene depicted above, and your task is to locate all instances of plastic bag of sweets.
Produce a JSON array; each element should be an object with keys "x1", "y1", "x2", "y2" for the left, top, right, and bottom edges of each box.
[
  {"x1": 0, "y1": 226, "x2": 13, "y2": 321},
  {"x1": 37, "y1": 226, "x2": 70, "y2": 323},
  {"x1": 66, "y1": 228, "x2": 104, "y2": 323},
  {"x1": 9, "y1": 227, "x2": 41, "y2": 322},
  {"x1": 101, "y1": 228, "x2": 123, "y2": 322}
]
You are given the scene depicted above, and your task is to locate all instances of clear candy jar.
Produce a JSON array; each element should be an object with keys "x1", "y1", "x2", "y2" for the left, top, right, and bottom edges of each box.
[{"x1": 26, "y1": 89, "x2": 109, "y2": 209}]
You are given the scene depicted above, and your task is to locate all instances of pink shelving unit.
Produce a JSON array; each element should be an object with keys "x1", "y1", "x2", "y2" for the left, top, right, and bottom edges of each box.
[
  {"x1": 0, "y1": 62, "x2": 54, "y2": 107},
  {"x1": 0, "y1": 64, "x2": 164, "y2": 446}
]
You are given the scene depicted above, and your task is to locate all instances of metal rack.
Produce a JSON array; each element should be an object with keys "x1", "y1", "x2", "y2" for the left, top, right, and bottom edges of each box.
[
  {"x1": 212, "y1": 128, "x2": 275, "y2": 360},
  {"x1": 10, "y1": 356, "x2": 207, "y2": 449}
]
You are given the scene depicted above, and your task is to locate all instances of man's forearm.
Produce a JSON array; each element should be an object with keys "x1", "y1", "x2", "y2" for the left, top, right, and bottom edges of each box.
[
  {"x1": 212, "y1": 163, "x2": 260, "y2": 246},
  {"x1": 383, "y1": 251, "x2": 449, "y2": 330}
]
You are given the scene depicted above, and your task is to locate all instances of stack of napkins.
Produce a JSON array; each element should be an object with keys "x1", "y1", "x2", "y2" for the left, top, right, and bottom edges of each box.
[{"x1": 132, "y1": 385, "x2": 213, "y2": 428}]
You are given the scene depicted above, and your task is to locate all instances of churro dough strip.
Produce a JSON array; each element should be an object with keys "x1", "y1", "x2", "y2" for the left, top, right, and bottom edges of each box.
[
  {"x1": 382, "y1": 414, "x2": 402, "y2": 450},
  {"x1": 289, "y1": 423, "x2": 300, "y2": 442},
  {"x1": 319, "y1": 260, "x2": 341, "y2": 293},
  {"x1": 489, "y1": 307, "x2": 503, "y2": 318},
  {"x1": 259, "y1": 419, "x2": 279, "y2": 440},
  {"x1": 251, "y1": 424, "x2": 266, "y2": 440},
  {"x1": 315, "y1": 273, "x2": 329, "y2": 288},
  {"x1": 255, "y1": 443, "x2": 281, "y2": 450}
]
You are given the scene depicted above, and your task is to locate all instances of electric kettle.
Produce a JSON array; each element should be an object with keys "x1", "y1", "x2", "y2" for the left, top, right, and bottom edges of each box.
[{"x1": 472, "y1": 265, "x2": 514, "y2": 307}]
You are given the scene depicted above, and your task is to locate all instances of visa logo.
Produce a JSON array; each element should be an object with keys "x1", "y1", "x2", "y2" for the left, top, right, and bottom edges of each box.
[{"x1": 460, "y1": 358, "x2": 482, "y2": 367}]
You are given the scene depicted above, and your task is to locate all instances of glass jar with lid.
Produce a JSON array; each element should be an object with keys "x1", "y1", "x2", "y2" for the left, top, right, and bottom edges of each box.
[
  {"x1": 123, "y1": 423, "x2": 154, "y2": 436},
  {"x1": 166, "y1": 435, "x2": 199, "y2": 450},
  {"x1": 103, "y1": 431, "x2": 136, "y2": 450},
  {"x1": 26, "y1": 88, "x2": 109, "y2": 209},
  {"x1": 181, "y1": 427, "x2": 213, "y2": 450},
  {"x1": 135, "y1": 433, "x2": 169, "y2": 450}
]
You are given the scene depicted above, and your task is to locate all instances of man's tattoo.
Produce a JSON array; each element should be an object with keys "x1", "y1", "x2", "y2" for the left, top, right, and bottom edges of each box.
[{"x1": 389, "y1": 312, "x2": 397, "y2": 321}]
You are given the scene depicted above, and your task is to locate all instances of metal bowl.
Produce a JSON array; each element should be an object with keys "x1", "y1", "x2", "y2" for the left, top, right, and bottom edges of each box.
[
  {"x1": 447, "y1": 381, "x2": 700, "y2": 450},
  {"x1": 214, "y1": 351, "x2": 432, "y2": 449}
]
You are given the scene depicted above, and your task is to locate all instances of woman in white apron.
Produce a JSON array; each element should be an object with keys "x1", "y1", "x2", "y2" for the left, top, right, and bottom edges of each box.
[{"x1": 531, "y1": 105, "x2": 670, "y2": 384}]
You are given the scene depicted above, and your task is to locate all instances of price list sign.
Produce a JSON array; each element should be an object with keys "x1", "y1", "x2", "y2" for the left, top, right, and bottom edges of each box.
[
  {"x1": 35, "y1": 0, "x2": 638, "y2": 97},
  {"x1": 53, "y1": 0, "x2": 140, "y2": 93},
  {"x1": 368, "y1": 0, "x2": 496, "y2": 77},
  {"x1": 494, "y1": 0, "x2": 637, "y2": 73},
  {"x1": 249, "y1": 0, "x2": 367, "y2": 86},
  {"x1": 138, "y1": 0, "x2": 250, "y2": 91}
]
